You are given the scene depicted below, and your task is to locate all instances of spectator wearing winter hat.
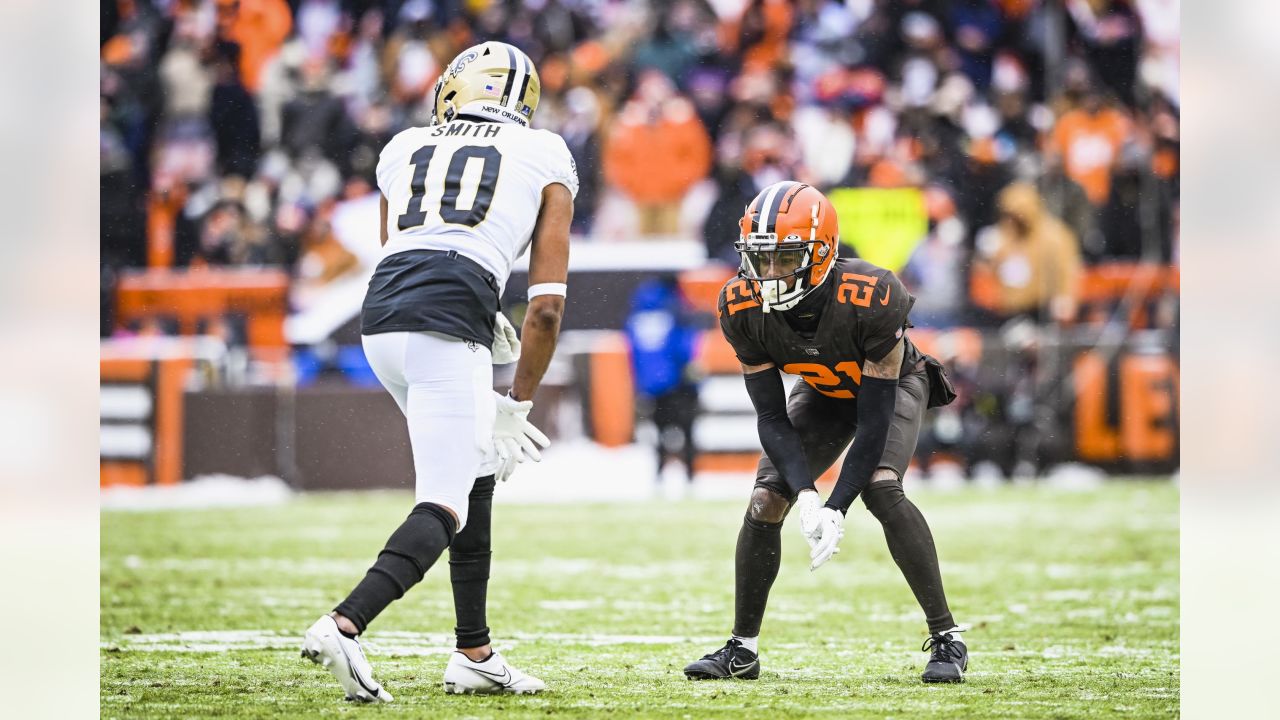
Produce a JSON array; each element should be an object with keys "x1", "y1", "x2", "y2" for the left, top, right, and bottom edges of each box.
[{"x1": 971, "y1": 181, "x2": 1082, "y2": 323}]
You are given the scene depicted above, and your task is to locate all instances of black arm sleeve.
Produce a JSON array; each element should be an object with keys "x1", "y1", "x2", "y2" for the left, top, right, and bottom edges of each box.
[
  {"x1": 743, "y1": 368, "x2": 815, "y2": 496},
  {"x1": 825, "y1": 376, "x2": 898, "y2": 513}
]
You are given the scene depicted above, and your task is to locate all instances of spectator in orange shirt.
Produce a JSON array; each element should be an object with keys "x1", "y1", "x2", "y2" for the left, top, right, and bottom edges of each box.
[
  {"x1": 216, "y1": 0, "x2": 292, "y2": 94},
  {"x1": 602, "y1": 71, "x2": 712, "y2": 236},
  {"x1": 738, "y1": 0, "x2": 794, "y2": 72},
  {"x1": 1048, "y1": 90, "x2": 1131, "y2": 205}
]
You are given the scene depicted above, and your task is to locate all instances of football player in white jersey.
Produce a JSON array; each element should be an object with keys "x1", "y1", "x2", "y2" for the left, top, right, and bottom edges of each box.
[{"x1": 302, "y1": 41, "x2": 578, "y2": 702}]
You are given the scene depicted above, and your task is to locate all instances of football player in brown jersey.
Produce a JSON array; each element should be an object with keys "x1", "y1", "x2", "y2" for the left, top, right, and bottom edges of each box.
[{"x1": 683, "y1": 182, "x2": 968, "y2": 684}]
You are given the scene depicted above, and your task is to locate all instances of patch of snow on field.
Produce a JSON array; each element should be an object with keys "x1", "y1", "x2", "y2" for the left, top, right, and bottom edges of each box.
[
  {"x1": 1044, "y1": 463, "x2": 1107, "y2": 490},
  {"x1": 99, "y1": 446, "x2": 1162, "y2": 510},
  {"x1": 101, "y1": 475, "x2": 293, "y2": 511},
  {"x1": 493, "y1": 440, "x2": 753, "y2": 504}
]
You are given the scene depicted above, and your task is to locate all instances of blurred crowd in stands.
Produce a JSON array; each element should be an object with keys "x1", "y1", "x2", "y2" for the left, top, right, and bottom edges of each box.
[
  {"x1": 101, "y1": 0, "x2": 1180, "y2": 479},
  {"x1": 103, "y1": 0, "x2": 1179, "y2": 325}
]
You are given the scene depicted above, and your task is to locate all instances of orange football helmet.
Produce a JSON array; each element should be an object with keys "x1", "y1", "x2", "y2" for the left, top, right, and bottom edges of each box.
[{"x1": 735, "y1": 181, "x2": 840, "y2": 312}]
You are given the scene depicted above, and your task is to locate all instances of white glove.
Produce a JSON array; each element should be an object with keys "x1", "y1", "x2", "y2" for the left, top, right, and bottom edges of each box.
[
  {"x1": 795, "y1": 490, "x2": 844, "y2": 571},
  {"x1": 808, "y1": 507, "x2": 844, "y2": 570},
  {"x1": 491, "y1": 312, "x2": 521, "y2": 365},
  {"x1": 494, "y1": 443, "x2": 519, "y2": 484},
  {"x1": 796, "y1": 490, "x2": 824, "y2": 549},
  {"x1": 493, "y1": 391, "x2": 550, "y2": 482}
]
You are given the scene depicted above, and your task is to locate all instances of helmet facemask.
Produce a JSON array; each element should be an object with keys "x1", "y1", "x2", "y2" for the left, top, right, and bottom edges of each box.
[
  {"x1": 735, "y1": 221, "x2": 834, "y2": 313},
  {"x1": 736, "y1": 236, "x2": 812, "y2": 312},
  {"x1": 429, "y1": 75, "x2": 447, "y2": 125}
]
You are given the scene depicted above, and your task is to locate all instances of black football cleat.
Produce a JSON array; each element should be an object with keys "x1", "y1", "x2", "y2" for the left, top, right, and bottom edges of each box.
[
  {"x1": 683, "y1": 638, "x2": 760, "y2": 680},
  {"x1": 921, "y1": 628, "x2": 968, "y2": 683}
]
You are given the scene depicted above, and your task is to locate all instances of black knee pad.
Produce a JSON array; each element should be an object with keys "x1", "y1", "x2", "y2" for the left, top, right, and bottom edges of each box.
[
  {"x1": 380, "y1": 502, "x2": 458, "y2": 575},
  {"x1": 748, "y1": 487, "x2": 790, "y2": 524},
  {"x1": 381, "y1": 502, "x2": 458, "y2": 563},
  {"x1": 862, "y1": 477, "x2": 907, "y2": 523},
  {"x1": 406, "y1": 502, "x2": 458, "y2": 543}
]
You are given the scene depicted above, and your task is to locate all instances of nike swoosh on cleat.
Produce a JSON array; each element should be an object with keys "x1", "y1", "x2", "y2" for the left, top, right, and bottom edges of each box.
[
  {"x1": 469, "y1": 666, "x2": 514, "y2": 685},
  {"x1": 729, "y1": 660, "x2": 755, "y2": 676},
  {"x1": 336, "y1": 639, "x2": 380, "y2": 697}
]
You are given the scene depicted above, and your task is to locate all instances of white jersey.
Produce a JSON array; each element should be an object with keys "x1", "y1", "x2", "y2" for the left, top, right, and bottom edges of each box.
[{"x1": 375, "y1": 119, "x2": 578, "y2": 292}]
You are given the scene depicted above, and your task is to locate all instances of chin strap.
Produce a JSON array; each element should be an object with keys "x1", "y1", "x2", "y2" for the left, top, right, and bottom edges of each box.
[{"x1": 761, "y1": 277, "x2": 807, "y2": 313}]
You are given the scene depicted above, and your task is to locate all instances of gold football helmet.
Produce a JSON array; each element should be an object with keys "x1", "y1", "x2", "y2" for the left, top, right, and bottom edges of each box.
[{"x1": 431, "y1": 41, "x2": 541, "y2": 127}]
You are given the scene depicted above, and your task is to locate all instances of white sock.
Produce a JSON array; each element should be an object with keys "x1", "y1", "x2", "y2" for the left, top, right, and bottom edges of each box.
[{"x1": 732, "y1": 635, "x2": 758, "y2": 654}]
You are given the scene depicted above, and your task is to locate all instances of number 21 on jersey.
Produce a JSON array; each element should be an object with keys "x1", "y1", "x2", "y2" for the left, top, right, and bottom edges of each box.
[
  {"x1": 782, "y1": 361, "x2": 863, "y2": 399},
  {"x1": 397, "y1": 145, "x2": 503, "y2": 230}
]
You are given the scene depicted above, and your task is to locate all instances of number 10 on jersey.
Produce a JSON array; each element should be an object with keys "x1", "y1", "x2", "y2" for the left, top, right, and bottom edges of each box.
[{"x1": 398, "y1": 145, "x2": 503, "y2": 230}]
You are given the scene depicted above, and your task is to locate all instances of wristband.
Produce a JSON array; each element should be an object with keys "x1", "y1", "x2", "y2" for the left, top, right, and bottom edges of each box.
[{"x1": 527, "y1": 282, "x2": 567, "y2": 299}]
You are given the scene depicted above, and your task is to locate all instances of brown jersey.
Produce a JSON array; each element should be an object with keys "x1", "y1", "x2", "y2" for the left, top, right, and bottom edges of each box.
[{"x1": 717, "y1": 257, "x2": 923, "y2": 400}]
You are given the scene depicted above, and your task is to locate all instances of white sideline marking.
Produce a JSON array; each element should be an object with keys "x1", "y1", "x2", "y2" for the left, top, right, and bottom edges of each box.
[
  {"x1": 1043, "y1": 589, "x2": 1097, "y2": 602},
  {"x1": 107, "y1": 555, "x2": 716, "y2": 580},
  {"x1": 538, "y1": 599, "x2": 601, "y2": 610},
  {"x1": 106, "y1": 558, "x2": 706, "y2": 583},
  {"x1": 536, "y1": 599, "x2": 721, "y2": 613},
  {"x1": 104, "y1": 629, "x2": 722, "y2": 655},
  {"x1": 108, "y1": 556, "x2": 375, "y2": 575}
]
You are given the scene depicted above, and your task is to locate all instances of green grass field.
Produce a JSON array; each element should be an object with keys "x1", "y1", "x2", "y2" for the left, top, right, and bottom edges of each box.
[{"x1": 101, "y1": 481, "x2": 1178, "y2": 718}]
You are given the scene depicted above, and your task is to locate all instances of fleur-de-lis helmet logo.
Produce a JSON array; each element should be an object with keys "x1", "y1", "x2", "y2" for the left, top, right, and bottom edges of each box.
[{"x1": 451, "y1": 50, "x2": 478, "y2": 77}]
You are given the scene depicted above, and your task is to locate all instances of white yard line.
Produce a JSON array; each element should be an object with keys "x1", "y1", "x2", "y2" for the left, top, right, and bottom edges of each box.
[
  {"x1": 104, "y1": 629, "x2": 725, "y2": 655},
  {"x1": 107, "y1": 555, "x2": 717, "y2": 580}
]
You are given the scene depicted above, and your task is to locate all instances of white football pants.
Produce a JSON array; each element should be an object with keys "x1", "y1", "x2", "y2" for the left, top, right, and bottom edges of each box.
[{"x1": 361, "y1": 331, "x2": 499, "y2": 531}]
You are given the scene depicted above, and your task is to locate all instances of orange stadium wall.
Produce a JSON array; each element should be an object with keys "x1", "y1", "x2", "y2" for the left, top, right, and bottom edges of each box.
[{"x1": 101, "y1": 354, "x2": 193, "y2": 487}]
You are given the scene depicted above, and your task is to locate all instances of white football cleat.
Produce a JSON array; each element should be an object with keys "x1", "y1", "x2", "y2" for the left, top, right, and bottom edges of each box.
[
  {"x1": 443, "y1": 650, "x2": 546, "y2": 695},
  {"x1": 301, "y1": 615, "x2": 393, "y2": 703}
]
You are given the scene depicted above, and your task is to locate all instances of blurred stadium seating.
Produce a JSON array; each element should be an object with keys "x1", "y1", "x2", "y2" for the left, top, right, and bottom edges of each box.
[{"x1": 100, "y1": 0, "x2": 1179, "y2": 488}]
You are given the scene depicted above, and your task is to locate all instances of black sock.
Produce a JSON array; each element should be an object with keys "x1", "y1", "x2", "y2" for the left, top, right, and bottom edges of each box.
[
  {"x1": 334, "y1": 502, "x2": 457, "y2": 633},
  {"x1": 732, "y1": 513, "x2": 783, "y2": 638},
  {"x1": 450, "y1": 475, "x2": 495, "y2": 649},
  {"x1": 862, "y1": 480, "x2": 955, "y2": 635}
]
